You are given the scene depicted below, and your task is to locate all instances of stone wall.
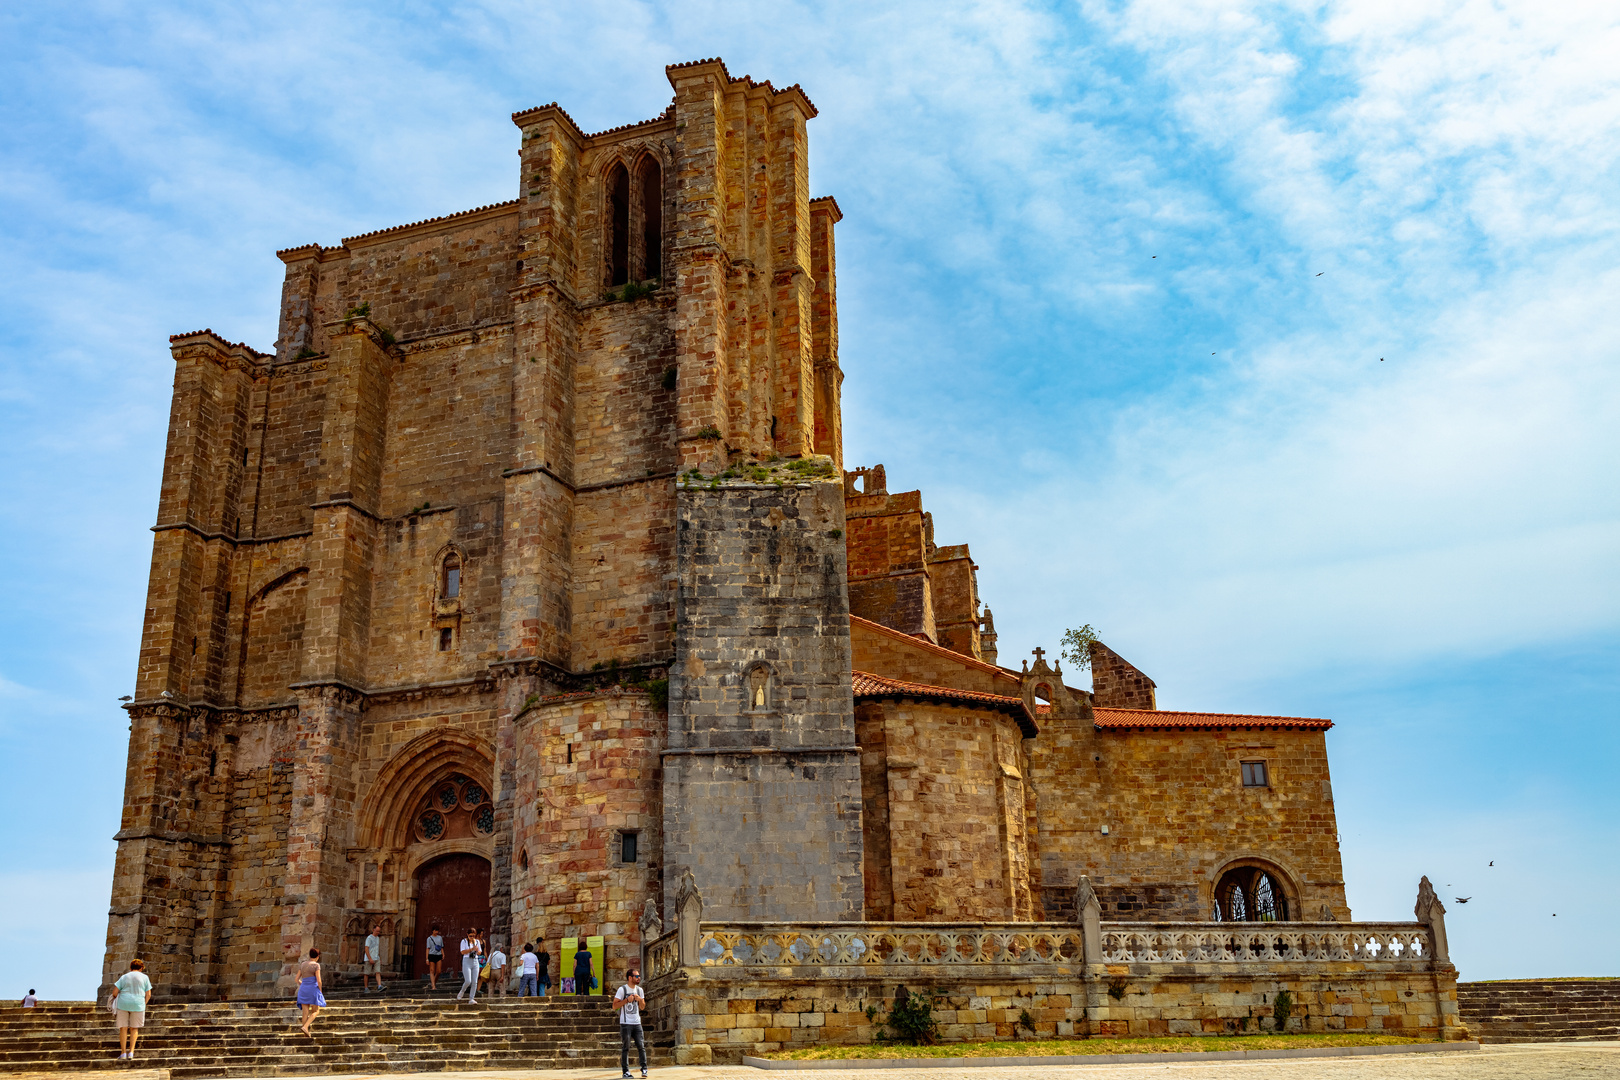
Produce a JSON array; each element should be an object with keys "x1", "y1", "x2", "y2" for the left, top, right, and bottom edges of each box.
[
  {"x1": 510, "y1": 690, "x2": 664, "y2": 977},
  {"x1": 1088, "y1": 642, "x2": 1157, "y2": 710},
  {"x1": 855, "y1": 699, "x2": 1036, "y2": 921},
  {"x1": 664, "y1": 479, "x2": 863, "y2": 922},
  {"x1": 928, "y1": 544, "x2": 982, "y2": 660},
  {"x1": 851, "y1": 616, "x2": 1019, "y2": 696},
  {"x1": 1029, "y1": 714, "x2": 1349, "y2": 922},
  {"x1": 658, "y1": 963, "x2": 1464, "y2": 1063},
  {"x1": 844, "y1": 489, "x2": 934, "y2": 641}
]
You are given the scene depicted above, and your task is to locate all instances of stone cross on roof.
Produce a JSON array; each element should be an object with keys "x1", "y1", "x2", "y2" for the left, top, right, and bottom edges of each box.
[{"x1": 1032, "y1": 647, "x2": 1045, "y2": 663}]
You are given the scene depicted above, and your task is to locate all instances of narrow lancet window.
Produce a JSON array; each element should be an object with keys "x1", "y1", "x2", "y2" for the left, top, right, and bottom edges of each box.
[
  {"x1": 607, "y1": 163, "x2": 630, "y2": 286},
  {"x1": 443, "y1": 554, "x2": 461, "y2": 599},
  {"x1": 639, "y1": 157, "x2": 662, "y2": 281}
]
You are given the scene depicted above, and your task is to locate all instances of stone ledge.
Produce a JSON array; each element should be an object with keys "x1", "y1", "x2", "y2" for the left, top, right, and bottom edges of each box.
[{"x1": 742, "y1": 1040, "x2": 1481, "y2": 1069}]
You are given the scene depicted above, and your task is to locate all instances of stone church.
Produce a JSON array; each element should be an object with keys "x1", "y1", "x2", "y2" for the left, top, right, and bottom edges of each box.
[{"x1": 105, "y1": 59, "x2": 1349, "y2": 1001}]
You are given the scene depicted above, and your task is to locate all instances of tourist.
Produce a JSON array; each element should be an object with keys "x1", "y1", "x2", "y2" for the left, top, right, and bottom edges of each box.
[
  {"x1": 488, "y1": 938, "x2": 508, "y2": 998},
  {"x1": 615, "y1": 967, "x2": 648, "y2": 1078},
  {"x1": 20, "y1": 990, "x2": 36, "y2": 1008},
  {"x1": 455, "y1": 927, "x2": 482, "y2": 1003},
  {"x1": 518, "y1": 944, "x2": 539, "y2": 997},
  {"x1": 295, "y1": 948, "x2": 326, "y2": 1036},
  {"x1": 537, "y1": 945, "x2": 551, "y2": 996},
  {"x1": 425, "y1": 925, "x2": 445, "y2": 990},
  {"x1": 573, "y1": 946, "x2": 594, "y2": 997},
  {"x1": 111, "y1": 959, "x2": 152, "y2": 1059},
  {"x1": 363, "y1": 921, "x2": 386, "y2": 994}
]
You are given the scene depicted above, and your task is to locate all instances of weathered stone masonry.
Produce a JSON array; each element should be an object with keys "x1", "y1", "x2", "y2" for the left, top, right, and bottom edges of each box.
[{"x1": 106, "y1": 59, "x2": 1377, "y2": 1027}]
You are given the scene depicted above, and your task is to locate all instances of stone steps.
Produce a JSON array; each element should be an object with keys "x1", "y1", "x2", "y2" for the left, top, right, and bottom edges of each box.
[
  {"x1": 0, "y1": 997, "x2": 669, "y2": 1076},
  {"x1": 1457, "y1": 979, "x2": 1620, "y2": 1044}
]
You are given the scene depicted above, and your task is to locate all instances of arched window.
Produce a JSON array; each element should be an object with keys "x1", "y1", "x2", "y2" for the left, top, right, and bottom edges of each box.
[
  {"x1": 1212, "y1": 865, "x2": 1290, "y2": 922},
  {"x1": 607, "y1": 162, "x2": 630, "y2": 287},
  {"x1": 442, "y1": 553, "x2": 461, "y2": 599},
  {"x1": 412, "y1": 773, "x2": 494, "y2": 843},
  {"x1": 638, "y1": 157, "x2": 662, "y2": 281}
]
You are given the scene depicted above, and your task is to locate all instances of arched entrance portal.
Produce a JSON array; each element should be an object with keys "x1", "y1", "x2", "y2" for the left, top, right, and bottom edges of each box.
[{"x1": 414, "y1": 854, "x2": 491, "y2": 979}]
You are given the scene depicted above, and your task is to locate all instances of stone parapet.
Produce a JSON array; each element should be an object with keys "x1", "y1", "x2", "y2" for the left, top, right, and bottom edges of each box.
[{"x1": 644, "y1": 917, "x2": 1464, "y2": 1063}]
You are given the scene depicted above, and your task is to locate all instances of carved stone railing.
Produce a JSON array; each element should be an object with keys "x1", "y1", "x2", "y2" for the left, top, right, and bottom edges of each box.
[
  {"x1": 1097, "y1": 922, "x2": 1434, "y2": 965},
  {"x1": 692, "y1": 922, "x2": 1088, "y2": 973},
  {"x1": 658, "y1": 920, "x2": 1437, "y2": 978},
  {"x1": 645, "y1": 929, "x2": 680, "y2": 980}
]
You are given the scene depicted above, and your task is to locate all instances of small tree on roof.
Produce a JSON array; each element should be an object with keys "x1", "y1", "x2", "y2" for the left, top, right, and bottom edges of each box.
[{"x1": 1059, "y1": 624, "x2": 1099, "y2": 672}]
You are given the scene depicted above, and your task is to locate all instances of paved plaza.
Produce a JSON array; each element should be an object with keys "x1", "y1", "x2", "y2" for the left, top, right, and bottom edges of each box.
[
  {"x1": 5, "y1": 1043, "x2": 1617, "y2": 1080},
  {"x1": 24, "y1": 1041, "x2": 1608, "y2": 1080}
]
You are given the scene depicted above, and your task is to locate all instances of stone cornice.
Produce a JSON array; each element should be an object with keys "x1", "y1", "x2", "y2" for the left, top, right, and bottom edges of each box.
[
  {"x1": 113, "y1": 828, "x2": 229, "y2": 847},
  {"x1": 147, "y1": 523, "x2": 311, "y2": 548},
  {"x1": 365, "y1": 675, "x2": 497, "y2": 709}
]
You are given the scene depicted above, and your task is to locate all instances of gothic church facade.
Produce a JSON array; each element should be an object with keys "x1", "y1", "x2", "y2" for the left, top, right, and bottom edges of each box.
[{"x1": 105, "y1": 60, "x2": 1348, "y2": 1000}]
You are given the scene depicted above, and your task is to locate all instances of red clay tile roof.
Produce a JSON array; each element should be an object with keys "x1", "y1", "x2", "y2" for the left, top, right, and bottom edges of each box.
[
  {"x1": 852, "y1": 670, "x2": 1037, "y2": 737},
  {"x1": 1093, "y1": 707, "x2": 1332, "y2": 731},
  {"x1": 850, "y1": 616, "x2": 1024, "y2": 690}
]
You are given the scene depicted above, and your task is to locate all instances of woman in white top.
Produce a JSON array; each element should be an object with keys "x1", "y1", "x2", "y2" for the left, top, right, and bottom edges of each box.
[
  {"x1": 455, "y1": 927, "x2": 482, "y2": 1003},
  {"x1": 112, "y1": 959, "x2": 153, "y2": 1059}
]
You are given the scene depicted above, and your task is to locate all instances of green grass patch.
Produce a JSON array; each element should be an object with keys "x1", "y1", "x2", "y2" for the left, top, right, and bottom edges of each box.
[{"x1": 763, "y1": 1033, "x2": 1426, "y2": 1060}]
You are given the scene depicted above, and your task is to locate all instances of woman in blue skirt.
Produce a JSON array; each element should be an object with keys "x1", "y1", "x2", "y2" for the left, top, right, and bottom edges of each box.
[{"x1": 295, "y1": 948, "x2": 326, "y2": 1036}]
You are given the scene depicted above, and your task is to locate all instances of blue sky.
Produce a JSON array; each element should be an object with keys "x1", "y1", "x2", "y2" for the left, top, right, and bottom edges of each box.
[{"x1": 2, "y1": 0, "x2": 1616, "y2": 999}]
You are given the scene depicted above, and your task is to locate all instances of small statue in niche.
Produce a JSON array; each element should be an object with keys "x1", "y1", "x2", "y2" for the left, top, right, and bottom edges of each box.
[{"x1": 748, "y1": 666, "x2": 769, "y2": 710}]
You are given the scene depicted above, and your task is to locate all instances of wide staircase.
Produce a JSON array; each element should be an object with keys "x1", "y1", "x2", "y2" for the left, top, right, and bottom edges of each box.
[
  {"x1": 0, "y1": 992, "x2": 671, "y2": 1077},
  {"x1": 1457, "y1": 979, "x2": 1620, "y2": 1043}
]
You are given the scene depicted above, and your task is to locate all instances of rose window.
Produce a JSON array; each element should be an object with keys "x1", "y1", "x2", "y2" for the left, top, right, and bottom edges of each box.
[{"x1": 411, "y1": 774, "x2": 495, "y2": 844}]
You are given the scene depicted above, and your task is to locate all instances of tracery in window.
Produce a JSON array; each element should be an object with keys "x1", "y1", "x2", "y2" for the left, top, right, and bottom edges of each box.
[
  {"x1": 410, "y1": 773, "x2": 494, "y2": 844},
  {"x1": 1211, "y1": 865, "x2": 1290, "y2": 922}
]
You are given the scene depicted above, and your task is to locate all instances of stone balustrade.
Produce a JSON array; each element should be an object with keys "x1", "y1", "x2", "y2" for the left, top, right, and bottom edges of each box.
[
  {"x1": 1097, "y1": 921, "x2": 1433, "y2": 965},
  {"x1": 643, "y1": 917, "x2": 1438, "y2": 983}
]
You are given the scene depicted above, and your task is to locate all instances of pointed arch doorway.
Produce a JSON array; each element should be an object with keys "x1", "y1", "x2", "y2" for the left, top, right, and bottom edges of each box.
[{"x1": 413, "y1": 854, "x2": 491, "y2": 979}]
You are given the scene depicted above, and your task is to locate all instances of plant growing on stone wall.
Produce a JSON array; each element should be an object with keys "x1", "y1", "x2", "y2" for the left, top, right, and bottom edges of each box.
[
  {"x1": 1271, "y1": 990, "x2": 1292, "y2": 1032},
  {"x1": 1017, "y1": 1009, "x2": 1036, "y2": 1035},
  {"x1": 1060, "y1": 624, "x2": 1099, "y2": 671},
  {"x1": 695, "y1": 425, "x2": 722, "y2": 440},
  {"x1": 629, "y1": 678, "x2": 669, "y2": 711},
  {"x1": 345, "y1": 301, "x2": 371, "y2": 320},
  {"x1": 877, "y1": 985, "x2": 940, "y2": 1045},
  {"x1": 1107, "y1": 978, "x2": 1128, "y2": 1000},
  {"x1": 296, "y1": 347, "x2": 320, "y2": 360}
]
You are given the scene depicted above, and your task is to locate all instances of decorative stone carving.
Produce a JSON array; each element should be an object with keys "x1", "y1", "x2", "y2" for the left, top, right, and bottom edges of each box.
[
  {"x1": 1415, "y1": 875, "x2": 1449, "y2": 962},
  {"x1": 1020, "y1": 648, "x2": 1088, "y2": 721},
  {"x1": 1076, "y1": 875, "x2": 1102, "y2": 964},
  {"x1": 639, "y1": 896, "x2": 663, "y2": 940},
  {"x1": 676, "y1": 870, "x2": 703, "y2": 967}
]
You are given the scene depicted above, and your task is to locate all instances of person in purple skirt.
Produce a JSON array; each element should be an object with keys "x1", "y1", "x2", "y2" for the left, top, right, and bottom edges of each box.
[{"x1": 295, "y1": 948, "x2": 326, "y2": 1036}]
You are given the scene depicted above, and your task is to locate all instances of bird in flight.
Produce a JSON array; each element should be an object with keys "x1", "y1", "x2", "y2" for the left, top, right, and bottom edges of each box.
[
  {"x1": 1316, "y1": 272, "x2": 1324, "y2": 276},
  {"x1": 1455, "y1": 897, "x2": 1471, "y2": 904},
  {"x1": 1489, "y1": 861, "x2": 1494, "y2": 867}
]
